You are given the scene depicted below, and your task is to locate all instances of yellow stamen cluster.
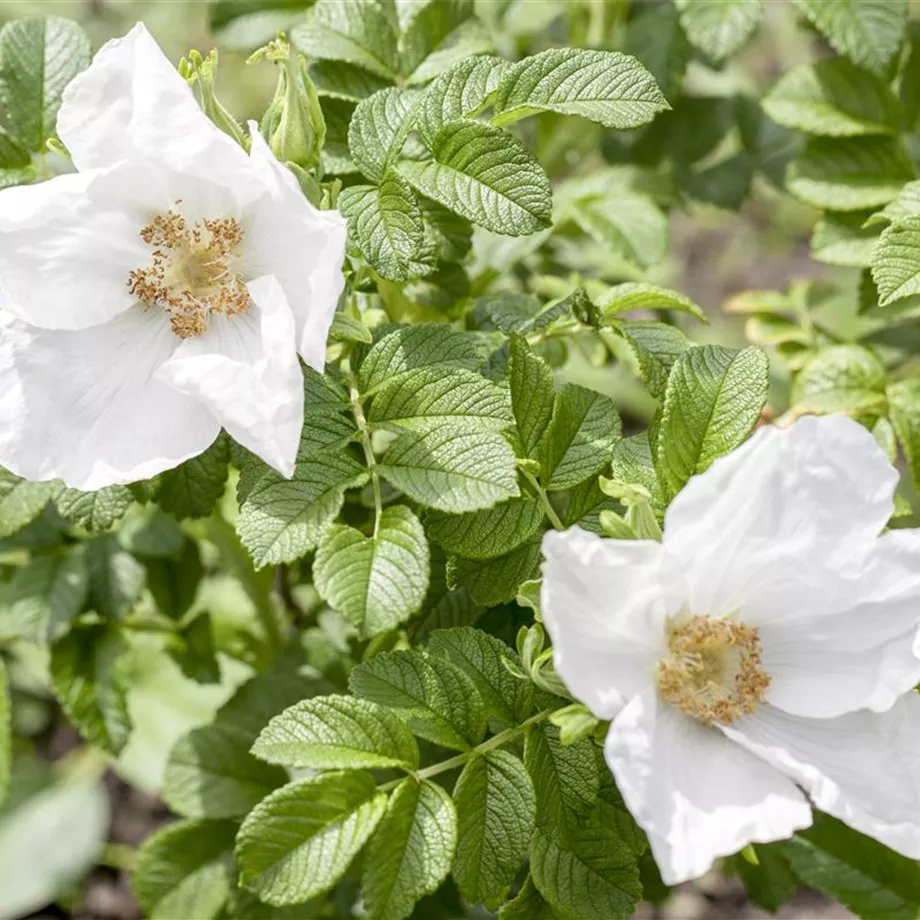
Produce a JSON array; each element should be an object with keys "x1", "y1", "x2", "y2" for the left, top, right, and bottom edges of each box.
[
  {"x1": 656, "y1": 614, "x2": 770, "y2": 725},
  {"x1": 127, "y1": 205, "x2": 250, "y2": 339}
]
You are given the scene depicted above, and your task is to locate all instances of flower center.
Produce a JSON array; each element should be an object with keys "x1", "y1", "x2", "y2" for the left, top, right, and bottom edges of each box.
[
  {"x1": 127, "y1": 204, "x2": 251, "y2": 339},
  {"x1": 655, "y1": 614, "x2": 770, "y2": 725}
]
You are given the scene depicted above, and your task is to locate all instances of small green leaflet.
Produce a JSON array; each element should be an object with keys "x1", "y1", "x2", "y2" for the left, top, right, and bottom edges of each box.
[
  {"x1": 491, "y1": 48, "x2": 667, "y2": 129},
  {"x1": 55, "y1": 485, "x2": 134, "y2": 532},
  {"x1": 792, "y1": 345, "x2": 886, "y2": 415},
  {"x1": 674, "y1": 0, "x2": 762, "y2": 63},
  {"x1": 0, "y1": 16, "x2": 90, "y2": 152},
  {"x1": 509, "y1": 335, "x2": 555, "y2": 458},
  {"x1": 656, "y1": 345, "x2": 769, "y2": 498},
  {"x1": 85, "y1": 533, "x2": 145, "y2": 621},
  {"x1": 397, "y1": 0, "x2": 486, "y2": 82},
  {"x1": 499, "y1": 876, "x2": 562, "y2": 919},
  {"x1": 349, "y1": 649, "x2": 486, "y2": 750},
  {"x1": 132, "y1": 819, "x2": 236, "y2": 920},
  {"x1": 236, "y1": 771, "x2": 387, "y2": 906},
  {"x1": 872, "y1": 216, "x2": 920, "y2": 306},
  {"x1": 626, "y1": 2, "x2": 691, "y2": 102},
  {"x1": 156, "y1": 436, "x2": 230, "y2": 520},
  {"x1": 310, "y1": 58, "x2": 392, "y2": 102},
  {"x1": 811, "y1": 212, "x2": 879, "y2": 268},
  {"x1": 452, "y1": 751, "x2": 536, "y2": 905},
  {"x1": 446, "y1": 536, "x2": 543, "y2": 607},
  {"x1": 398, "y1": 120, "x2": 552, "y2": 236},
  {"x1": 252, "y1": 694, "x2": 420, "y2": 772},
  {"x1": 598, "y1": 283, "x2": 705, "y2": 321},
  {"x1": 313, "y1": 506, "x2": 430, "y2": 638},
  {"x1": 348, "y1": 87, "x2": 420, "y2": 182},
  {"x1": 363, "y1": 778, "x2": 457, "y2": 920},
  {"x1": 539, "y1": 384, "x2": 622, "y2": 491},
  {"x1": 0, "y1": 469, "x2": 56, "y2": 539},
  {"x1": 425, "y1": 496, "x2": 545, "y2": 561},
  {"x1": 616, "y1": 321, "x2": 691, "y2": 401}
]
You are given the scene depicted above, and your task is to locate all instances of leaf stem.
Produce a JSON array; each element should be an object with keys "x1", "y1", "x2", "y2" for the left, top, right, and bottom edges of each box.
[
  {"x1": 521, "y1": 467, "x2": 565, "y2": 530},
  {"x1": 347, "y1": 370, "x2": 383, "y2": 539},
  {"x1": 379, "y1": 709, "x2": 552, "y2": 792}
]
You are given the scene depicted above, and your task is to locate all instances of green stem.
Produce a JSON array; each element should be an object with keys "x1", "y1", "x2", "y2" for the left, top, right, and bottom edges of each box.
[
  {"x1": 521, "y1": 467, "x2": 565, "y2": 531},
  {"x1": 379, "y1": 710, "x2": 552, "y2": 792},
  {"x1": 348, "y1": 371, "x2": 382, "y2": 538}
]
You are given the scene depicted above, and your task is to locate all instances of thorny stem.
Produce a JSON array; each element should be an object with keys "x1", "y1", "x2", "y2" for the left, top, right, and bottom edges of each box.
[
  {"x1": 347, "y1": 370, "x2": 383, "y2": 539},
  {"x1": 521, "y1": 467, "x2": 565, "y2": 530},
  {"x1": 378, "y1": 710, "x2": 552, "y2": 792}
]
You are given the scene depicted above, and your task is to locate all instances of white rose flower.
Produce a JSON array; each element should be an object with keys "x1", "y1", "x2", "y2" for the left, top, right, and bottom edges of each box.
[
  {"x1": 0, "y1": 23, "x2": 347, "y2": 490},
  {"x1": 541, "y1": 414, "x2": 920, "y2": 885}
]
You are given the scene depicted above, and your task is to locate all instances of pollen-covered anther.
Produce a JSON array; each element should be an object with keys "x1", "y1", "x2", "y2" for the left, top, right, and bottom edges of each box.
[
  {"x1": 655, "y1": 614, "x2": 770, "y2": 726},
  {"x1": 127, "y1": 205, "x2": 250, "y2": 338}
]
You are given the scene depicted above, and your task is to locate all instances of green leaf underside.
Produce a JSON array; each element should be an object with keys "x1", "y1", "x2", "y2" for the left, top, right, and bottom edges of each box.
[
  {"x1": 252, "y1": 694, "x2": 420, "y2": 771},
  {"x1": 349, "y1": 649, "x2": 486, "y2": 750},
  {"x1": 235, "y1": 771, "x2": 387, "y2": 906}
]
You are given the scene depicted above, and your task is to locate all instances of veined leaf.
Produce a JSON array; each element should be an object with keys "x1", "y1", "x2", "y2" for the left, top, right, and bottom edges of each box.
[
  {"x1": 55, "y1": 485, "x2": 134, "y2": 532},
  {"x1": 763, "y1": 59, "x2": 901, "y2": 137},
  {"x1": 872, "y1": 216, "x2": 920, "y2": 305},
  {"x1": 791, "y1": 344, "x2": 886, "y2": 415},
  {"x1": 253, "y1": 694, "x2": 420, "y2": 771},
  {"x1": 398, "y1": 120, "x2": 552, "y2": 236},
  {"x1": 236, "y1": 771, "x2": 387, "y2": 905},
  {"x1": 310, "y1": 58, "x2": 392, "y2": 102},
  {"x1": 812, "y1": 211, "x2": 879, "y2": 267},
  {"x1": 0, "y1": 469, "x2": 56, "y2": 539},
  {"x1": 656, "y1": 345, "x2": 769, "y2": 497},
  {"x1": 492, "y1": 48, "x2": 667, "y2": 129},
  {"x1": 598, "y1": 283, "x2": 705, "y2": 321},
  {"x1": 509, "y1": 335, "x2": 555, "y2": 458},
  {"x1": 446, "y1": 537, "x2": 543, "y2": 607},
  {"x1": 616, "y1": 321, "x2": 691, "y2": 401},
  {"x1": 500, "y1": 876, "x2": 562, "y2": 919},
  {"x1": 452, "y1": 751, "x2": 536, "y2": 904},
  {"x1": 156, "y1": 436, "x2": 230, "y2": 520},
  {"x1": 349, "y1": 649, "x2": 486, "y2": 750},
  {"x1": 625, "y1": 2, "x2": 691, "y2": 102},
  {"x1": 398, "y1": 0, "x2": 477, "y2": 77},
  {"x1": 378, "y1": 425, "x2": 519, "y2": 513},
  {"x1": 84, "y1": 533, "x2": 146, "y2": 621},
  {"x1": 348, "y1": 87, "x2": 420, "y2": 182},
  {"x1": 313, "y1": 505, "x2": 430, "y2": 637},
  {"x1": 674, "y1": 0, "x2": 762, "y2": 63},
  {"x1": 363, "y1": 778, "x2": 457, "y2": 920},
  {"x1": 425, "y1": 496, "x2": 545, "y2": 561}
]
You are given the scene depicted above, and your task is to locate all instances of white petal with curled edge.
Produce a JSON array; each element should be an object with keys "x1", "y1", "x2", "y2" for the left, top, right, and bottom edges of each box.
[
  {"x1": 758, "y1": 528, "x2": 920, "y2": 719},
  {"x1": 724, "y1": 698, "x2": 920, "y2": 859},
  {"x1": 242, "y1": 127, "x2": 347, "y2": 369},
  {"x1": 605, "y1": 692, "x2": 812, "y2": 885},
  {"x1": 156, "y1": 276, "x2": 303, "y2": 478},
  {"x1": 57, "y1": 23, "x2": 251, "y2": 187},
  {"x1": 540, "y1": 528, "x2": 678, "y2": 719},
  {"x1": 0, "y1": 310, "x2": 219, "y2": 490},
  {"x1": 0, "y1": 163, "x2": 167, "y2": 330},
  {"x1": 663, "y1": 415, "x2": 898, "y2": 619}
]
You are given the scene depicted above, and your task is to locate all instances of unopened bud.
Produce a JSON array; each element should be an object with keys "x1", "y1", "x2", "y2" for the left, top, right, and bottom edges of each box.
[{"x1": 180, "y1": 49, "x2": 247, "y2": 148}]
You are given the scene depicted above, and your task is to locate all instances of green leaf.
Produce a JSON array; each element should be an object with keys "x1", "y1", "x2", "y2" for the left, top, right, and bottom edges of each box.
[
  {"x1": 132, "y1": 819, "x2": 236, "y2": 920},
  {"x1": 791, "y1": 344, "x2": 886, "y2": 414},
  {"x1": 452, "y1": 751, "x2": 536, "y2": 905},
  {"x1": 868, "y1": 180, "x2": 920, "y2": 227},
  {"x1": 170, "y1": 613, "x2": 220, "y2": 685},
  {"x1": 0, "y1": 469, "x2": 56, "y2": 539},
  {"x1": 118, "y1": 506, "x2": 185, "y2": 558},
  {"x1": 674, "y1": 0, "x2": 762, "y2": 63},
  {"x1": 0, "y1": 659, "x2": 9, "y2": 808},
  {"x1": 310, "y1": 59, "x2": 392, "y2": 102},
  {"x1": 349, "y1": 87, "x2": 420, "y2": 182},
  {"x1": 358, "y1": 324, "x2": 481, "y2": 395},
  {"x1": 763, "y1": 59, "x2": 901, "y2": 137},
  {"x1": 397, "y1": 0, "x2": 480, "y2": 77},
  {"x1": 162, "y1": 672, "x2": 317, "y2": 819},
  {"x1": 418, "y1": 194, "x2": 473, "y2": 261},
  {"x1": 237, "y1": 451, "x2": 368, "y2": 567},
  {"x1": 418, "y1": 55, "x2": 509, "y2": 145},
  {"x1": 562, "y1": 478, "x2": 620, "y2": 535},
  {"x1": 567, "y1": 192, "x2": 669, "y2": 269},
  {"x1": 54, "y1": 485, "x2": 134, "y2": 532},
  {"x1": 363, "y1": 778, "x2": 458, "y2": 920},
  {"x1": 145, "y1": 540, "x2": 203, "y2": 623},
  {"x1": 0, "y1": 126, "x2": 30, "y2": 168},
  {"x1": 0, "y1": 546, "x2": 87, "y2": 644},
  {"x1": 625, "y1": 2, "x2": 691, "y2": 102},
  {"x1": 313, "y1": 506, "x2": 430, "y2": 638},
  {"x1": 539, "y1": 384, "x2": 622, "y2": 491},
  {"x1": 321, "y1": 96, "x2": 357, "y2": 173},
  {"x1": 796, "y1": 0, "x2": 908, "y2": 76},
  {"x1": 499, "y1": 876, "x2": 562, "y2": 919},
  {"x1": 616, "y1": 321, "x2": 691, "y2": 400},
  {"x1": 530, "y1": 822, "x2": 641, "y2": 920},
  {"x1": 292, "y1": 0, "x2": 400, "y2": 80},
  {"x1": 871, "y1": 216, "x2": 920, "y2": 306},
  {"x1": 509, "y1": 335, "x2": 555, "y2": 458},
  {"x1": 236, "y1": 771, "x2": 387, "y2": 905},
  {"x1": 598, "y1": 283, "x2": 705, "y2": 321},
  {"x1": 378, "y1": 426, "x2": 519, "y2": 513},
  {"x1": 524, "y1": 724, "x2": 599, "y2": 831},
  {"x1": 428, "y1": 626, "x2": 532, "y2": 724},
  {"x1": 330, "y1": 312, "x2": 374, "y2": 345},
  {"x1": 253, "y1": 694, "x2": 420, "y2": 772},
  {"x1": 50, "y1": 623, "x2": 131, "y2": 754},
  {"x1": 656, "y1": 345, "x2": 768, "y2": 498},
  {"x1": 446, "y1": 537, "x2": 543, "y2": 607},
  {"x1": 782, "y1": 813, "x2": 920, "y2": 920},
  {"x1": 491, "y1": 48, "x2": 667, "y2": 129},
  {"x1": 156, "y1": 437, "x2": 230, "y2": 520},
  {"x1": 0, "y1": 16, "x2": 90, "y2": 151},
  {"x1": 733, "y1": 845, "x2": 798, "y2": 914},
  {"x1": 85, "y1": 533, "x2": 145, "y2": 620},
  {"x1": 787, "y1": 137, "x2": 914, "y2": 211},
  {"x1": 369, "y1": 367, "x2": 512, "y2": 434},
  {"x1": 812, "y1": 211, "x2": 880, "y2": 267},
  {"x1": 398, "y1": 120, "x2": 552, "y2": 236},
  {"x1": 349, "y1": 649, "x2": 486, "y2": 750},
  {"x1": 473, "y1": 292, "x2": 572, "y2": 336},
  {"x1": 609, "y1": 434, "x2": 666, "y2": 517},
  {"x1": 888, "y1": 379, "x2": 920, "y2": 494},
  {"x1": 425, "y1": 496, "x2": 545, "y2": 561},
  {"x1": 338, "y1": 173, "x2": 432, "y2": 282}
]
